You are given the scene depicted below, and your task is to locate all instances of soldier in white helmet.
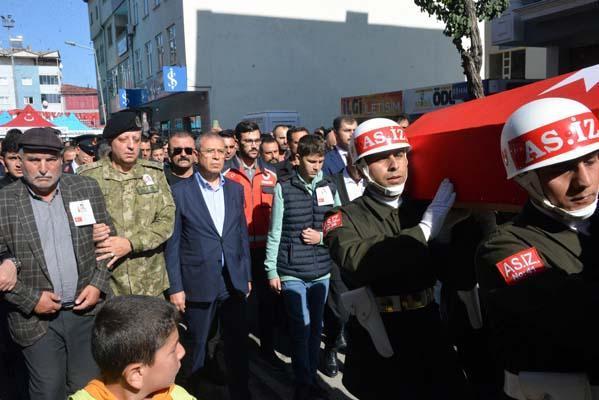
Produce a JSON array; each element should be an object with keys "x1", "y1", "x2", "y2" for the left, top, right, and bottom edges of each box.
[
  {"x1": 323, "y1": 118, "x2": 470, "y2": 399},
  {"x1": 476, "y1": 97, "x2": 599, "y2": 399}
]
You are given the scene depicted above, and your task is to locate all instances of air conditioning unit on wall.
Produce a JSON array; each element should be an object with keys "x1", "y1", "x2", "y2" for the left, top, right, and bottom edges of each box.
[
  {"x1": 127, "y1": 23, "x2": 136, "y2": 36},
  {"x1": 491, "y1": 12, "x2": 524, "y2": 46}
]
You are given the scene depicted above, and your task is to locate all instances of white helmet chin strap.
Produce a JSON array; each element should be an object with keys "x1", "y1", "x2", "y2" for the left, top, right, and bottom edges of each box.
[
  {"x1": 357, "y1": 160, "x2": 405, "y2": 198},
  {"x1": 515, "y1": 172, "x2": 598, "y2": 221}
]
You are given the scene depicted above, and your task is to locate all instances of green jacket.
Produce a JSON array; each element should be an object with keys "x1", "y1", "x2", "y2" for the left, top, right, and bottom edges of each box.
[
  {"x1": 476, "y1": 202, "x2": 599, "y2": 373},
  {"x1": 264, "y1": 170, "x2": 340, "y2": 282},
  {"x1": 323, "y1": 189, "x2": 435, "y2": 296},
  {"x1": 78, "y1": 157, "x2": 175, "y2": 296},
  {"x1": 69, "y1": 384, "x2": 196, "y2": 400}
]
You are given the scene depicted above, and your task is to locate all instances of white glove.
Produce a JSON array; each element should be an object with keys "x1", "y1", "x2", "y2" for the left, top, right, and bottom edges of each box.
[{"x1": 419, "y1": 178, "x2": 456, "y2": 241}]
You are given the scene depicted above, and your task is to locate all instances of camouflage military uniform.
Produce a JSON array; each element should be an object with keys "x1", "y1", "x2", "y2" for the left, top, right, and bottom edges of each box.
[{"x1": 78, "y1": 158, "x2": 175, "y2": 296}]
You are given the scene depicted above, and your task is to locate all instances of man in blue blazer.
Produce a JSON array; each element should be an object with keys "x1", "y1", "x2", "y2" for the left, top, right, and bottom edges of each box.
[
  {"x1": 322, "y1": 116, "x2": 357, "y2": 176},
  {"x1": 165, "y1": 132, "x2": 252, "y2": 400}
]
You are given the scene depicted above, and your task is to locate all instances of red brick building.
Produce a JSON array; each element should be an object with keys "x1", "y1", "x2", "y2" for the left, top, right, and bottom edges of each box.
[{"x1": 61, "y1": 84, "x2": 101, "y2": 127}]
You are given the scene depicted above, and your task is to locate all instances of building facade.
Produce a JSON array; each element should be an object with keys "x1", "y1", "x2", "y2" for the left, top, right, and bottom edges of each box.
[
  {"x1": 0, "y1": 46, "x2": 62, "y2": 113},
  {"x1": 61, "y1": 84, "x2": 101, "y2": 127},
  {"x1": 85, "y1": 0, "x2": 474, "y2": 132},
  {"x1": 491, "y1": 0, "x2": 599, "y2": 76}
]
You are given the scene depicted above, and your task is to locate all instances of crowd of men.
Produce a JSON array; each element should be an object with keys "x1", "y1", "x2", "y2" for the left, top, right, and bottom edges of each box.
[{"x1": 0, "y1": 98, "x2": 597, "y2": 400}]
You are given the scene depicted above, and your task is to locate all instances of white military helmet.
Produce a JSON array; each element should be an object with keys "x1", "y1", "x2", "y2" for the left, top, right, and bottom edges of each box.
[
  {"x1": 501, "y1": 97, "x2": 599, "y2": 220},
  {"x1": 349, "y1": 118, "x2": 411, "y2": 164},
  {"x1": 501, "y1": 97, "x2": 599, "y2": 179},
  {"x1": 350, "y1": 118, "x2": 411, "y2": 197}
]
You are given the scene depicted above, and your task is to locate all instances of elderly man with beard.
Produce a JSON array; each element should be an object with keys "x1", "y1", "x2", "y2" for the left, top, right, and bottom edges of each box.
[
  {"x1": 260, "y1": 136, "x2": 280, "y2": 165},
  {"x1": 164, "y1": 131, "x2": 198, "y2": 186},
  {"x1": 0, "y1": 127, "x2": 113, "y2": 399}
]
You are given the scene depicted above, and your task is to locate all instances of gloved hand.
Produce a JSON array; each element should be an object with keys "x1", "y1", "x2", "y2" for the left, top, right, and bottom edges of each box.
[{"x1": 419, "y1": 178, "x2": 456, "y2": 241}]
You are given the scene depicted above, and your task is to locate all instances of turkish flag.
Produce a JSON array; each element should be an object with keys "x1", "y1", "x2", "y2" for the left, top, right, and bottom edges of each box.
[{"x1": 406, "y1": 64, "x2": 599, "y2": 209}]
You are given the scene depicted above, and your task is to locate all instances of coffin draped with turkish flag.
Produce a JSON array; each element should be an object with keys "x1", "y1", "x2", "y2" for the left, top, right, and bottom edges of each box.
[{"x1": 405, "y1": 64, "x2": 599, "y2": 210}]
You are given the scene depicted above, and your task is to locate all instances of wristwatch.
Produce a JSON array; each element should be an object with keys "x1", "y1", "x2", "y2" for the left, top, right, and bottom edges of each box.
[{"x1": 4, "y1": 257, "x2": 21, "y2": 274}]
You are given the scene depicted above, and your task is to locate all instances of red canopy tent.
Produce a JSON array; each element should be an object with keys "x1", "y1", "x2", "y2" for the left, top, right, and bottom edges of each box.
[
  {"x1": 406, "y1": 64, "x2": 599, "y2": 209},
  {"x1": 1, "y1": 105, "x2": 55, "y2": 128}
]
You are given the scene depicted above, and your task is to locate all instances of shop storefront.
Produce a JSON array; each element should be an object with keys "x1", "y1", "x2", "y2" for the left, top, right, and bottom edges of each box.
[{"x1": 116, "y1": 66, "x2": 210, "y2": 137}]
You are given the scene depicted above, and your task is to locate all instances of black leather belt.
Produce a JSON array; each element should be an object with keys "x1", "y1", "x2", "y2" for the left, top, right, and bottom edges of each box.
[{"x1": 375, "y1": 288, "x2": 435, "y2": 313}]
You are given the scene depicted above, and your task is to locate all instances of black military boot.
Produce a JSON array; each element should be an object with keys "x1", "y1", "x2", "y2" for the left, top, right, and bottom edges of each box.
[
  {"x1": 334, "y1": 326, "x2": 347, "y2": 353},
  {"x1": 320, "y1": 348, "x2": 339, "y2": 378}
]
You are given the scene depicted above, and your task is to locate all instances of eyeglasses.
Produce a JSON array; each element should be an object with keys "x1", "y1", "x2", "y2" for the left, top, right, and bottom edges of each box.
[
  {"x1": 171, "y1": 147, "x2": 194, "y2": 156},
  {"x1": 241, "y1": 139, "x2": 262, "y2": 145}
]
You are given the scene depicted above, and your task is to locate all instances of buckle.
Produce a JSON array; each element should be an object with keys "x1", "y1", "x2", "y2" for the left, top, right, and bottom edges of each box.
[{"x1": 376, "y1": 288, "x2": 434, "y2": 313}]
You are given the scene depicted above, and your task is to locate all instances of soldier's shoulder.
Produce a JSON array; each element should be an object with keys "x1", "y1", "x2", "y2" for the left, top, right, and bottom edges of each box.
[
  {"x1": 339, "y1": 196, "x2": 368, "y2": 215},
  {"x1": 476, "y1": 221, "x2": 528, "y2": 264},
  {"x1": 324, "y1": 200, "x2": 364, "y2": 229},
  {"x1": 138, "y1": 159, "x2": 165, "y2": 171},
  {"x1": 61, "y1": 173, "x2": 98, "y2": 186},
  {"x1": 77, "y1": 160, "x2": 104, "y2": 175}
]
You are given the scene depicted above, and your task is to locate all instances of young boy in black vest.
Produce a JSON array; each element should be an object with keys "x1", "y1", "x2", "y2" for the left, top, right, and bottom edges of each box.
[{"x1": 264, "y1": 135, "x2": 341, "y2": 400}]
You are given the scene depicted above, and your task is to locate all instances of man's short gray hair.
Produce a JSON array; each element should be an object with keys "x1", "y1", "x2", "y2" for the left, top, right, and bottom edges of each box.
[{"x1": 195, "y1": 132, "x2": 224, "y2": 151}]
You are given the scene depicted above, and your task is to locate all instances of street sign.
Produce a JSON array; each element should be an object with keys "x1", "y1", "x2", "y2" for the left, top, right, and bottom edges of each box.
[
  {"x1": 118, "y1": 88, "x2": 149, "y2": 109},
  {"x1": 162, "y1": 66, "x2": 187, "y2": 92}
]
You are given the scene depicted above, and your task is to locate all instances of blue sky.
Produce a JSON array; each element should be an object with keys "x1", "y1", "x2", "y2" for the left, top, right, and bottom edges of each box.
[{"x1": 2, "y1": 0, "x2": 96, "y2": 88}]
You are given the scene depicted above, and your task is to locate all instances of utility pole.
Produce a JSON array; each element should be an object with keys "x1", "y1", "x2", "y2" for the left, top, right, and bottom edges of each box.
[{"x1": 65, "y1": 41, "x2": 107, "y2": 124}]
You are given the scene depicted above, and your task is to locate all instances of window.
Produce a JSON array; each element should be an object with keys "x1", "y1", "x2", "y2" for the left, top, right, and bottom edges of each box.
[
  {"x1": 135, "y1": 48, "x2": 143, "y2": 82},
  {"x1": 95, "y1": 5, "x2": 99, "y2": 20},
  {"x1": 155, "y1": 33, "x2": 164, "y2": 70},
  {"x1": 23, "y1": 96, "x2": 33, "y2": 105},
  {"x1": 106, "y1": 24, "x2": 113, "y2": 47},
  {"x1": 39, "y1": 75, "x2": 59, "y2": 85},
  {"x1": 133, "y1": 1, "x2": 139, "y2": 25},
  {"x1": 145, "y1": 41, "x2": 153, "y2": 77},
  {"x1": 143, "y1": 0, "x2": 149, "y2": 17},
  {"x1": 118, "y1": 59, "x2": 133, "y2": 88},
  {"x1": 98, "y1": 43, "x2": 105, "y2": 65},
  {"x1": 21, "y1": 77, "x2": 33, "y2": 86},
  {"x1": 0, "y1": 77, "x2": 8, "y2": 85},
  {"x1": 108, "y1": 68, "x2": 118, "y2": 98},
  {"x1": 90, "y1": 12, "x2": 93, "y2": 25},
  {"x1": 489, "y1": 49, "x2": 526, "y2": 79},
  {"x1": 167, "y1": 24, "x2": 176, "y2": 65},
  {"x1": 41, "y1": 94, "x2": 61, "y2": 104}
]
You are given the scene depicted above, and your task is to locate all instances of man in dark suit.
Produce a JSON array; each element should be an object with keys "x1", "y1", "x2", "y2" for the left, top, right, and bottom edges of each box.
[
  {"x1": 166, "y1": 132, "x2": 252, "y2": 400},
  {"x1": 322, "y1": 116, "x2": 357, "y2": 176},
  {"x1": 0, "y1": 128, "x2": 113, "y2": 399}
]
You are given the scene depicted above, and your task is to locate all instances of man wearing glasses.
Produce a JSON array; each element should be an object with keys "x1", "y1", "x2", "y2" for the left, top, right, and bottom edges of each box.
[
  {"x1": 166, "y1": 132, "x2": 252, "y2": 399},
  {"x1": 164, "y1": 131, "x2": 199, "y2": 186},
  {"x1": 223, "y1": 121, "x2": 283, "y2": 369}
]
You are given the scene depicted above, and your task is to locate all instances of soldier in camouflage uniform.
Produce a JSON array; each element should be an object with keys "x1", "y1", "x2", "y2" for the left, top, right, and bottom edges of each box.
[{"x1": 78, "y1": 111, "x2": 175, "y2": 296}]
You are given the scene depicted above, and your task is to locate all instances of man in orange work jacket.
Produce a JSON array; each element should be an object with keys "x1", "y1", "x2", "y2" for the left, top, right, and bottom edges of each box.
[{"x1": 224, "y1": 121, "x2": 284, "y2": 369}]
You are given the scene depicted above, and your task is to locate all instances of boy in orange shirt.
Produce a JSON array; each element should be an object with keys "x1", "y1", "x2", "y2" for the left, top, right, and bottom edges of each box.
[{"x1": 70, "y1": 296, "x2": 195, "y2": 400}]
